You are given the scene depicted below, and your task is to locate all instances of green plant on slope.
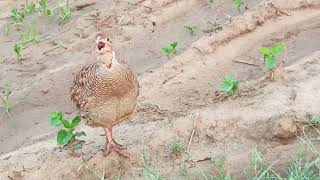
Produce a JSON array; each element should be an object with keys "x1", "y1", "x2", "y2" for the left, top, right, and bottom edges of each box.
[
  {"x1": 50, "y1": 111, "x2": 86, "y2": 146},
  {"x1": 57, "y1": 0, "x2": 71, "y2": 21},
  {"x1": 0, "y1": 85, "x2": 13, "y2": 114},
  {"x1": 25, "y1": 2, "x2": 36, "y2": 14},
  {"x1": 141, "y1": 148, "x2": 164, "y2": 180},
  {"x1": 11, "y1": 7, "x2": 26, "y2": 23},
  {"x1": 249, "y1": 149, "x2": 281, "y2": 179},
  {"x1": 307, "y1": 114, "x2": 320, "y2": 126},
  {"x1": 2, "y1": 23, "x2": 9, "y2": 36},
  {"x1": 208, "y1": 18, "x2": 222, "y2": 33},
  {"x1": 232, "y1": 0, "x2": 243, "y2": 12},
  {"x1": 260, "y1": 43, "x2": 285, "y2": 71},
  {"x1": 38, "y1": 0, "x2": 52, "y2": 16},
  {"x1": 162, "y1": 42, "x2": 178, "y2": 57},
  {"x1": 179, "y1": 163, "x2": 189, "y2": 177},
  {"x1": 168, "y1": 139, "x2": 186, "y2": 159},
  {"x1": 287, "y1": 152, "x2": 319, "y2": 180},
  {"x1": 208, "y1": 0, "x2": 214, "y2": 6},
  {"x1": 184, "y1": 25, "x2": 198, "y2": 35},
  {"x1": 14, "y1": 44, "x2": 22, "y2": 60},
  {"x1": 199, "y1": 156, "x2": 231, "y2": 180},
  {"x1": 20, "y1": 26, "x2": 40, "y2": 43},
  {"x1": 220, "y1": 75, "x2": 239, "y2": 96}
]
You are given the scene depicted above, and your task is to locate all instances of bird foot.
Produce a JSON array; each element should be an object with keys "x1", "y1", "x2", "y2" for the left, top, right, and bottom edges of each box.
[{"x1": 104, "y1": 141, "x2": 129, "y2": 158}]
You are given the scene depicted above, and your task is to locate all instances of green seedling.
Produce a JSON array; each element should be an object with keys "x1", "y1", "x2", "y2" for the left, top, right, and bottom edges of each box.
[
  {"x1": 38, "y1": 0, "x2": 52, "y2": 16},
  {"x1": 11, "y1": 7, "x2": 26, "y2": 23},
  {"x1": 220, "y1": 75, "x2": 239, "y2": 96},
  {"x1": 184, "y1": 25, "x2": 197, "y2": 35},
  {"x1": 259, "y1": 43, "x2": 285, "y2": 71},
  {"x1": 57, "y1": 1, "x2": 71, "y2": 21},
  {"x1": 232, "y1": 0, "x2": 243, "y2": 12},
  {"x1": 307, "y1": 114, "x2": 320, "y2": 126},
  {"x1": 14, "y1": 44, "x2": 22, "y2": 60},
  {"x1": 50, "y1": 111, "x2": 86, "y2": 146},
  {"x1": 2, "y1": 23, "x2": 9, "y2": 36},
  {"x1": 20, "y1": 27, "x2": 40, "y2": 43},
  {"x1": 208, "y1": 18, "x2": 222, "y2": 33},
  {"x1": 25, "y1": 2, "x2": 36, "y2": 14},
  {"x1": 162, "y1": 42, "x2": 178, "y2": 57},
  {"x1": 141, "y1": 148, "x2": 164, "y2": 180},
  {"x1": 208, "y1": 0, "x2": 214, "y2": 6},
  {"x1": 249, "y1": 149, "x2": 281, "y2": 179},
  {"x1": 179, "y1": 163, "x2": 189, "y2": 177},
  {"x1": 168, "y1": 139, "x2": 186, "y2": 159},
  {"x1": 0, "y1": 85, "x2": 13, "y2": 114}
]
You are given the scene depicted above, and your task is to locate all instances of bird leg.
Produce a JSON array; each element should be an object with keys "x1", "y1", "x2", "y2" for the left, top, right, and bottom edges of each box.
[{"x1": 104, "y1": 128, "x2": 129, "y2": 157}]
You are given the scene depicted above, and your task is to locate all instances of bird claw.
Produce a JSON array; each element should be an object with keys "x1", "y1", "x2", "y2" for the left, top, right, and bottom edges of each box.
[{"x1": 104, "y1": 142, "x2": 129, "y2": 158}]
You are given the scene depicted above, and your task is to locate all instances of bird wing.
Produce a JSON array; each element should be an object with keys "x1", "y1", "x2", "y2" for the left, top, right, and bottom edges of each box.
[{"x1": 70, "y1": 63, "x2": 102, "y2": 111}]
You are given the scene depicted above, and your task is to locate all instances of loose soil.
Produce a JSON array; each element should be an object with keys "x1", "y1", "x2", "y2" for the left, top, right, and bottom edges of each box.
[{"x1": 0, "y1": 0, "x2": 320, "y2": 179}]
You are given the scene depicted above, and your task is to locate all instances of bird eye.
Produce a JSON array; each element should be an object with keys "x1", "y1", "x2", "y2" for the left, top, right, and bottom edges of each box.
[{"x1": 107, "y1": 38, "x2": 110, "y2": 41}]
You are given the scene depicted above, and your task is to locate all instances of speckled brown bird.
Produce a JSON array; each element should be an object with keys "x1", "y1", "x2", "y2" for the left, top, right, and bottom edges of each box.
[{"x1": 70, "y1": 34, "x2": 139, "y2": 157}]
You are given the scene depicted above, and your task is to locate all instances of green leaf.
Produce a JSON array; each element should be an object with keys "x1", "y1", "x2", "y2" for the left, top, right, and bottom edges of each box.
[
  {"x1": 60, "y1": 117, "x2": 72, "y2": 129},
  {"x1": 170, "y1": 42, "x2": 178, "y2": 49},
  {"x1": 220, "y1": 81, "x2": 233, "y2": 92},
  {"x1": 74, "y1": 131, "x2": 86, "y2": 137},
  {"x1": 57, "y1": 129, "x2": 73, "y2": 145},
  {"x1": 259, "y1": 47, "x2": 270, "y2": 56},
  {"x1": 71, "y1": 116, "x2": 81, "y2": 128},
  {"x1": 271, "y1": 43, "x2": 285, "y2": 56},
  {"x1": 220, "y1": 75, "x2": 239, "y2": 96},
  {"x1": 50, "y1": 111, "x2": 62, "y2": 126},
  {"x1": 162, "y1": 47, "x2": 169, "y2": 56},
  {"x1": 46, "y1": 9, "x2": 52, "y2": 16},
  {"x1": 264, "y1": 56, "x2": 277, "y2": 70}
]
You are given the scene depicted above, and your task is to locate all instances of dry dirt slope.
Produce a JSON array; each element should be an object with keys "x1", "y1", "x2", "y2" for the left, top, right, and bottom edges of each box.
[{"x1": 1, "y1": 0, "x2": 320, "y2": 179}]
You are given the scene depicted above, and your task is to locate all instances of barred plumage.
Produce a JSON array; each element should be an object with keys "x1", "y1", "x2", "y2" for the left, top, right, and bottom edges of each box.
[
  {"x1": 70, "y1": 57, "x2": 139, "y2": 128},
  {"x1": 70, "y1": 35, "x2": 139, "y2": 157}
]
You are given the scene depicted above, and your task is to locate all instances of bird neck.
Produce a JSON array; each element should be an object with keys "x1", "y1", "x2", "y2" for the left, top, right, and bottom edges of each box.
[{"x1": 98, "y1": 51, "x2": 116, "y2": 68}]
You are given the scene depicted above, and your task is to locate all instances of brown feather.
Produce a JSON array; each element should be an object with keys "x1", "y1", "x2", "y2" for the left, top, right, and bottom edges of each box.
[{"x1": 70, "y1": 56, "x2": 139, "y2": 128}]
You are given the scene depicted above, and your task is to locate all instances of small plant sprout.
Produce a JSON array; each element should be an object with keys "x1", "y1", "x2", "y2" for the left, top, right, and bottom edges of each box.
[
  {"x1": 25, "y1": 2, "x2": 36, "y2": 14},
  {"x1": 232, "y1": 0, "x2": 243, "y2": 12},
  {"x1": 220, "y1": 75, "x2": 239, "y2": 96},
  {"x1": 2, "y1": 23, "x2": 9, "y2": 36},
  {"x1": 168, "y1": 139, "x2": 186, "y2": 159},
  {"x1": 307, "y1": 114, "x2": 320, "y2": 126},
  {"x1": 38, "y1": 0, "x2": 52, "y2": 16},
  {"x1": 0, "y1": 85, "x2": 13, "y2": 116},
  {"x1": 50, "y1": 111, "x2": 86, "y2": 147},
  {"x1": 179, "y1": 163, "x2": 189, "y2": 177},
  {"x1": 57, "y1": 0, "x2": 71, "y2": 21},
  {"x1": 141, "y1": 148, "x2": 164, "y2": 180},
  {"x1": 260, "y1": 43, "x2": 285, "y2": 71},
  {"x1": 208, "y1": 0, "x2": 214, "y2": 6},
  {"x1": 20, "y1": 26, "x2": 40, "y2": 43},
  {"x1": 11, "y1": 7, "x2": 26, "y2": 23},
  {"x1": 184, "y1": 25, "x2": 198, "y2": 35},
  {"x1": 250, "y1": 149, "x2": 280, "y2": 179},
  {"x1": 162, "y1": 42, "x2": 178, "y2": 57},
  {"x1": 14, "y1": 44, "x2": 22, "y2": 60},
  {"x1": 208, "y1": 18, "x2": 222, "y2": 33}
]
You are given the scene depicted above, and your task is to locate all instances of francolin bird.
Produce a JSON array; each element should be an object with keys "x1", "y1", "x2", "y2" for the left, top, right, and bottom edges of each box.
[{"x1": 70, "y1": 34, "x2": 139, "y2": 157}]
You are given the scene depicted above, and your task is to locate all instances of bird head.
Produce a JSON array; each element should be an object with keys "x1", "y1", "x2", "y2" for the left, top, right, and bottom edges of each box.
[{"x1": 95, "y1": 34, "x2": 113, "y2": 68}]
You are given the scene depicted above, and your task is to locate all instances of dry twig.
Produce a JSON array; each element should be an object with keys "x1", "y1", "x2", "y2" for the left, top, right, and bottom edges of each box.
[{"x1": 187, "y1": 112, "x2": 200, "y2": 151}]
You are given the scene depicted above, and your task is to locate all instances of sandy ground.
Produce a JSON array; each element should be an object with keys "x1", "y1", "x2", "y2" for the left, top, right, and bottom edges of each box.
[{"x1": 0, "y1": 0, "x2": 320, "y2": 179}]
